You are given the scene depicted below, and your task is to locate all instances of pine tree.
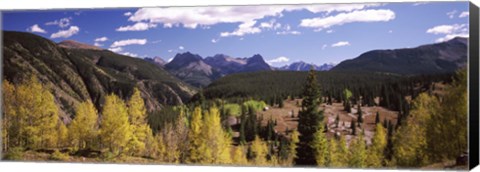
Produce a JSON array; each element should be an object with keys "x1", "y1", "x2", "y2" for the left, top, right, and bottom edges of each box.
[
  {"x1": 295, "y1": 68, "x2": 324, "y2": 166},
  {"x1": 357, "y1": 104, "x2": 363, "y2": 123},
  {"x1": 351, "y1": 120, "x2": 357, "y2": 136},
  {"x1": 99, "y1": 93, "x2": 132, "y2": 155},
  {"x1": 69, "y1": 100, "x2": 98, "y2": 151}
]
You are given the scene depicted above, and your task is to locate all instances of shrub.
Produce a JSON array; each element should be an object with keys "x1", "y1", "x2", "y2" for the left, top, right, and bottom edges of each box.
[
  {"x1": 3, "y1": 147, "x2": 25, "y2": 160},
  {"x1": 49, "y1": 150, "x2": 69, "y2": 161}
]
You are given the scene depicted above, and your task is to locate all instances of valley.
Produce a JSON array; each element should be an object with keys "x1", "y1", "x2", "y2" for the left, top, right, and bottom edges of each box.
[{"x1": 1, "y1": 30, "x2": 469, "y2": 170}]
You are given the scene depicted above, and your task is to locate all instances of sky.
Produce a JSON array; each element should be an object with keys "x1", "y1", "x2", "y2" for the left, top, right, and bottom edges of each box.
[{"x1": 1, "y1": 2, "x2": 470, "y2": 67}]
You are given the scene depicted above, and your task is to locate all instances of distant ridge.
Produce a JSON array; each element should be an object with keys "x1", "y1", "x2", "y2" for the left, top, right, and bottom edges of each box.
[
  {"x1": 331, "y1": 37, "x2": 468, "y2": 75},
  {"x1": 58, "y1": 40, "x2": 103, "y2": 50}
]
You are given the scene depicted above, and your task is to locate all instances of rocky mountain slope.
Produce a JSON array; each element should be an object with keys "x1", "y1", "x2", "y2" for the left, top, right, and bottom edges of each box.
[
  {"x1": 331, "y1": 37, "x2": 468, "y2": 75},
  {"x1": 3, "y1": 31, "x2": 197, "y2": 121}
]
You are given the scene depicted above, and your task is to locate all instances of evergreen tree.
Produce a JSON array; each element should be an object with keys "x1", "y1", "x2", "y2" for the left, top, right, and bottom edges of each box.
[
  {"x1": 295, "y1": 68, "x2": 324, "y2": 166},
  {"x1": 357, "y1": 104, "x2": 363, "y2": 123},
  {"x1": 351, "y1": 120, "x2": 357, "y2": 136}
]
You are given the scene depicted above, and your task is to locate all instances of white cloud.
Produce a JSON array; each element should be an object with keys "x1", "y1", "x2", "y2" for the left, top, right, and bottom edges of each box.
[
  {"x1": 276, "y1": 30, "x2": 301, "y2": 35},
  {"x1": 426, "y1": 24, "x2": 469, "y2": 42},
  {"x1": 27, "y1": 24, "x2": 47, "y2": 33},
  {"x1": 412, "y1": 2, "x2": 429, "y2": 6},
  {"x1": 389, "y1": 30, "x2": 393, "y2": 33},
  {"x1": 220, "y1": 20, "x2": 262, "y2": 37},
  {"x1": 168, "y1": 49, "x2": 174, "y2": 53},
  {"x1": 108, "y1": 47, "x2": 123, "y2": 53},
  {"x1": 211, "y1": 39, "x2": 218, "y2": 43},
  {"x1": 116, "y1": 22, "x2": 157, "y2": 32},
  {"x1": 121, "y1": 52, "x2": 139, "y2": 57},
  {"x1": 267, "y1": 56, "x2": 289, "y2": 64},
  {"x1": 50, "y1": 26, "x2": 80, "y2": 38},
  {"x1": 179, "y1": 46, "x2": 184, "y2": 50},
  {"x1": 94, "y1": 36, "x2": 108, "y2": 42},
  {"x1": 459, "y1": 11, "x2": 469, "y2": 18},
  {"x1": 331, "y1": 41, "x2": 350, "y2": 47},
  {"x1": 426, "y1": 24, "x2": 466, "y2": 35},
  {"x1": 94, "y1": 42, "x2": 104, "y2": 47},
  {"x1": 45, "y1": 17, "x2": 72, "y2": 28},
  {"x1": 127, "y1": 5, "x2": 380, "y2": 36},
  {"x1": 326, "y1": 30, "x2": 334, "y2": 33},
  {"x1": 110, "y1": 39, "x2": 147, "y2": 47},
  {"x1": 124, "y1": 12, "x2": 132, "y2": 16},
  {"x1": 447, "y1": 10, "x2": 457, "y2": 19},
  {"x1": 300, "y1": 9, "x2": 395, "y2": 31}
]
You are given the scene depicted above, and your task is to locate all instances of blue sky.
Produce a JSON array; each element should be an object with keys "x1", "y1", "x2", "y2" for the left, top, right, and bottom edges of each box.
[{"x1": 2, "y1": 2, "x2": 470, "y2": 67}]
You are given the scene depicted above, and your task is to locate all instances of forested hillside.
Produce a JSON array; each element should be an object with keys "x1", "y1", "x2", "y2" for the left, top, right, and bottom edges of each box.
[{"x1": 3, "y1": 31, "x2": 197, "y2": 120}]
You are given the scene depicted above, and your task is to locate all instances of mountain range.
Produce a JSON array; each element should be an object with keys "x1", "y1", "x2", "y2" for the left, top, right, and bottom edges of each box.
[
  {"x1": 279, "y1": 61, "x2": 335, "y2": 71},
  {"x1": 162, "y1": 52, "x2": 273, "y2": 87},
  {"x1": 3, "y1": 31, "x2": 196, "y2": 121},
  {"x1": 331, "y1": 37, "x2": 468, "y2": 75},
  {"x1": 2, "y1": 31, "x2": 468, "y2": 119}
]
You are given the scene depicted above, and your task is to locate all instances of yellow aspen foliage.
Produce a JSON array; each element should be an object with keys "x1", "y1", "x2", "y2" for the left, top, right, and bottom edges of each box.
[
  {"x1": 250, "y1": 135, "x2": 268, "y2": 166},
  {"x1": 57, "y1": 122, "x2": 69, "y2": 148},
  {"x1": 100, "y1": 93, "x2": 132, "y2": 155},
  {"x1": 186, "y1": 106, "x2": 207, "y2": 164},
  {"x1": 427, "y1": 69, "x2": 467, "y2": 161},
  {"x1": 232, "y1": 146, "x2": 248, "y2": 165},
  {"x1": 325, "y1": 137, "x2": 339, "y2": 167},
  {"x1": 2, "y1": 80, "x2": 15, "y2": 152},
  {"x1": 312, "y1": 124, "x2": 328, "y2": 166},
  {"x1": 348, "y1": 132, "x2": 367, "y2": 168},
  {"x1": 202, "y1": 107, "x2": 232, "y2": 165},
  {"x1": 15, "y1": 76, "x2": 59, "y2": 149},
  {"x1": 127, "y1": 87, "x2": 151, "y2": 156},
  {"x1": 392, "y1": 93, "x2": 437, "y2": 167},
  {"x1": 336, "y1": 135, "x2": 349, "y2": 167},
  {"x1": 367, "y1": 124, "x2": 387, "y2": 168},
  {"x1": 288, "y1": 129, "x2": 300, "y2": 165},
  {"x1": 68, "y1": 100, "x2": 98, "y2": 150}
]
